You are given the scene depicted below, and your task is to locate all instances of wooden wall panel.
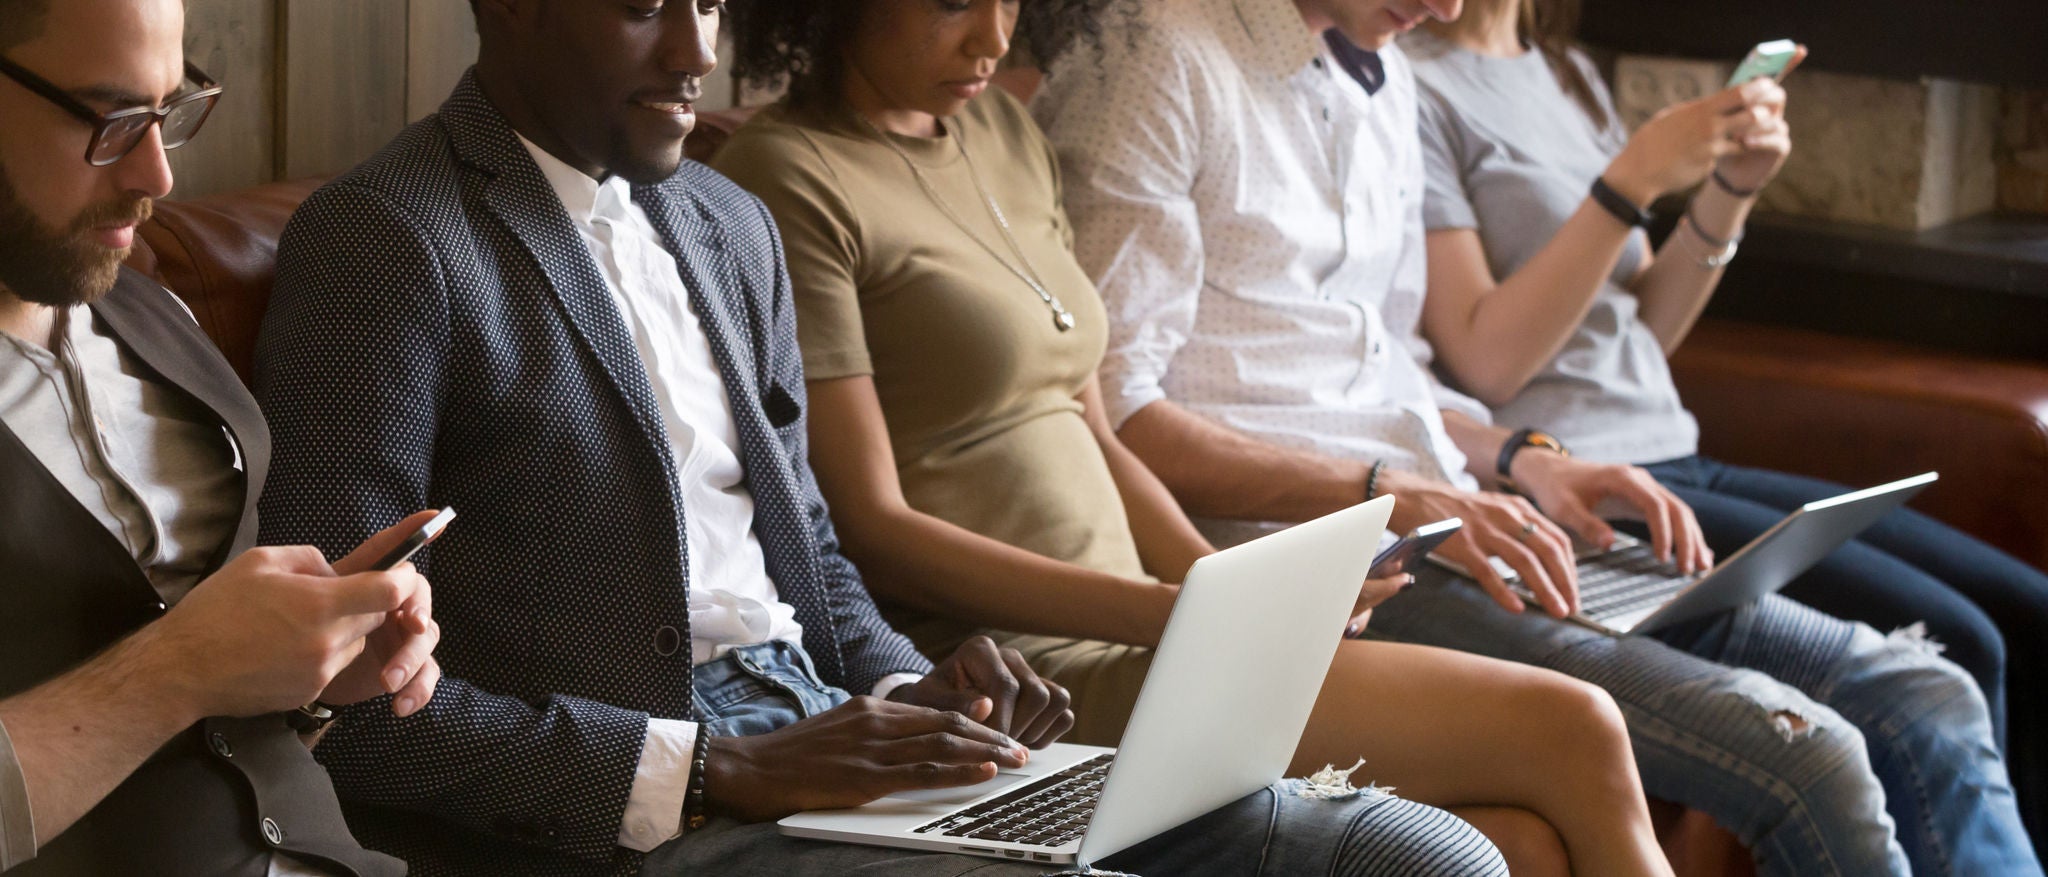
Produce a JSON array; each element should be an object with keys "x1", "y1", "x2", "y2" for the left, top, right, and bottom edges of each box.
[
  {"x1": 281, "y1": 0, "x2": 409, "y2": 179},
  {"x1": 168, "y1": 0, "x2": 276, "y2": 199},
  {"x1": 406, "y1": 0, "x2": 478, "y2": 121}
]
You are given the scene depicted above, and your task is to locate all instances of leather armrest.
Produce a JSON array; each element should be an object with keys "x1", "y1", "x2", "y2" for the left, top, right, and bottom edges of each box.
[{"x1": 1672, "y1": 319, "x2": 2048, "y2": 572}]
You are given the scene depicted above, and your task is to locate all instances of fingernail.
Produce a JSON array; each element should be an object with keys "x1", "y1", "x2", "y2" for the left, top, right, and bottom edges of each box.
[
  {"x1": 384, "y1": 667, "x2": 407, "y2": 692},
  {"x1": 1344, "y1": 622, "x2": 1359, "y2": 637},
  {"x1": 1401, "y1": 574, "x2": 1416, "y2": 591},
  {"x1": 393, "y1": 696, "x2": 416, "y2": 716}
]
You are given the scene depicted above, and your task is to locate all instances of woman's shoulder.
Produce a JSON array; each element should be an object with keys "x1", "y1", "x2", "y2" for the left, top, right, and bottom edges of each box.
[{"x1": 713, "y1": 102, "x2": 854, "y2": 194}]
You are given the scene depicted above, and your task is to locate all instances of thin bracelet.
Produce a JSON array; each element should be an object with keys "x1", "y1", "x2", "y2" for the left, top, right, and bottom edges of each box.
[
  {"x1": 1680, "y1": 212, "x2": 1742, "y2": 269},
  {"x1": 1682, "y1": 203, "x2": 1741, "y2": 249},
  {"x1": 1364, "y1": 459, "x2": 1387, "y2": 501},
  {"x1": 1710, "y1": 168, "x2": 1759, "y2": 198}
]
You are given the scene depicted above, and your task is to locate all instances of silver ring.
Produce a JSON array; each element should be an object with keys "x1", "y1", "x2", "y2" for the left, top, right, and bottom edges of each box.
[{"x1": 1517, "y1": 521, "x2": 1537, "y2": 541}]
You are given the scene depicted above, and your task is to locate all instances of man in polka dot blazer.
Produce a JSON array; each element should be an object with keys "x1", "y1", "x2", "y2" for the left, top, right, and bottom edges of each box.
[{"x1": 247, "y1": 3, "x2": 1516, "y2": 877}]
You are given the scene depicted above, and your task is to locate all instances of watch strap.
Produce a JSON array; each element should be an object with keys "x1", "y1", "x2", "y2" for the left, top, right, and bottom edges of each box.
[
  {"x1": 1496, "y1": 428, "x2": 1569, "y2": 484},
  {"x1": 1589, "y1": 177, "x2": 1652, "y2": 229}
]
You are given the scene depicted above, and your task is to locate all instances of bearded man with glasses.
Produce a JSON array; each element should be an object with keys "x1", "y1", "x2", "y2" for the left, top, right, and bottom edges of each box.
[{"x1": 0, "y1": 1, "x2": 442, "y2": 874}]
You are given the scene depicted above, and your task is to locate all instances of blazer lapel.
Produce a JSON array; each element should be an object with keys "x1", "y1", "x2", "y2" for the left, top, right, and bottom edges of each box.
[
  {"x1": 633, "y1": 186, "x2": 771, "y2": 442},
  {"x1": 443, "y1": 75, "x2": 683, "y2": 499},
  {"x1": 92, "y1": 270, "x2": 268, "y2": 558}
]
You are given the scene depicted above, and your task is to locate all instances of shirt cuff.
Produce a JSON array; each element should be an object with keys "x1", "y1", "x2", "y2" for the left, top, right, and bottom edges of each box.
[
  {"x1": 871, "y1": 672, "x2": 924, "y2": 702},
  {"x1": 0, "y1": 718, "x2": 36, "y2": 869},
  {"x1": 617, "y1": 718, "x2": 697, "y2": 853}
]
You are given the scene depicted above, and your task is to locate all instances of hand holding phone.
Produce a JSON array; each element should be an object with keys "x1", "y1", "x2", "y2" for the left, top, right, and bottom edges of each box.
[
  {"x1": 1369, "y1": 518, "x2": 1464, "y2": 580},
  {"x1": 367, "y1": 507, "x2": 457, "y2": 570},
  {"x1": 1350, "y1": 518, "x2": 1463, "y2": 637},
  {"x1": 1728, "y1": 39, "x2": 1802, "y2": 87},
  {"x1": 317, "y1": 507, "x2": 456, "y2": 716}
]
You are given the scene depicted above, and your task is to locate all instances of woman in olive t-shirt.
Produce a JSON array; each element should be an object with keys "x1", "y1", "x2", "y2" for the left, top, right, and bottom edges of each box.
[{"x1": 715, "y1": 2, "x2": 1676, "y2": 873}]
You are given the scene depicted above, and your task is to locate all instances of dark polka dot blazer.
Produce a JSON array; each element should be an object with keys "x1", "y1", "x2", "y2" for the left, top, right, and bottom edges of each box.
[{"x1": 254, "y1": 72, "x2": 934, "y2": 877}]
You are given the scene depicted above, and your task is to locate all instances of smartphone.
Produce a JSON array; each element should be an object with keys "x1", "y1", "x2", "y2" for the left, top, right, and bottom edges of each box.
[
  {"x1": 1368, "y1": 518, "x2": 1463, "y2": 580},
  {"x1": 1727, "y1": 39, "x2": 1800, "y2": 87},
  {"x1": 368, "y1": 507, "x2": 457, "y2": 571}
]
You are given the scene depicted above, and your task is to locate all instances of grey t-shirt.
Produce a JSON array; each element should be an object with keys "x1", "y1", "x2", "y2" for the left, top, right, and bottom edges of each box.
[{"x1": 1404, "y1": 29, "x2": 1699, "y2": 465}]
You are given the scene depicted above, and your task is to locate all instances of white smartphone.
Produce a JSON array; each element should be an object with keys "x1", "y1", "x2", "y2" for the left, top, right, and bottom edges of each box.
[
  {"x1": 367, "y1": 507, "x2": 457, "y2": 570},
  {"x1": 1728, "y1": 39, "x2": 1800, "y2": 87}
]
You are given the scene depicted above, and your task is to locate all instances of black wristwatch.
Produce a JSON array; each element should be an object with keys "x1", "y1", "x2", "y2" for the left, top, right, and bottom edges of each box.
[
  {"x1": 285, "y1": 701, "x2": 338, "y2": 735},
  {"x1": 1496, "y1": 428, "x2": 1569, "y2": 492}
]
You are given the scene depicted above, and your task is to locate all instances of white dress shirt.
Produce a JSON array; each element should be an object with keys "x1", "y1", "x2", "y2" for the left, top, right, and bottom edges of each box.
[
  {"x1": 1034, "y1": 0, "x2": 1491, "y2": 547},
  {"x1": 519, "y1": 139, "x2": 918, "y2": 852}
]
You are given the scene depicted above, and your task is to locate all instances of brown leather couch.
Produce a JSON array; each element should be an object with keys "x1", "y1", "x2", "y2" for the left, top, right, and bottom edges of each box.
[{"x1": 1673, "y1": 321, "x2": 2048, "y2": 572}]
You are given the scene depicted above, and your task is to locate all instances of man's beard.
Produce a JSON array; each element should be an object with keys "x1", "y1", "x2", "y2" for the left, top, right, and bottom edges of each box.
[{"x1": 0, "y1": 166, "x2": 153, "y2": 308}]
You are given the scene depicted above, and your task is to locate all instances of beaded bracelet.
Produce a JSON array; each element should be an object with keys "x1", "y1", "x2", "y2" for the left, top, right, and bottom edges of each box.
[
  {"x1": 683, "y1": 731, "x2": 711, "y2": 831},
  {"x1": 1364, "y1": 459, "x2": 1387, "y2": 501}
]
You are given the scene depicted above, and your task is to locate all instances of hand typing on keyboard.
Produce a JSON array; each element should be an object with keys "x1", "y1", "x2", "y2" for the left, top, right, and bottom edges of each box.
[
  {"x1": 704, "y1": 695, "x2": 1030, "y2": 823},
  {"x1": 888, "y1": 635, "x2": 1076, "y2": 750}
]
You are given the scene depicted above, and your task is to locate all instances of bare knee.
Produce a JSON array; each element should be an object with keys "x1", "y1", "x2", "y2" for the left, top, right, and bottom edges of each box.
[
  {"x1": 1453, "y1": 806, "x2": 1568, "y2": 877},
  {"x1": 1522, "y1": 673, "x2": 1633, "y2": 764}
]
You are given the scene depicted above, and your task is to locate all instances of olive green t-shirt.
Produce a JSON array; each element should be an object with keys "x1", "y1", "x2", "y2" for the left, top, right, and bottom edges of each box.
[{"x1": 715, "y1": 90, "x2": 1150, "y2": 603}]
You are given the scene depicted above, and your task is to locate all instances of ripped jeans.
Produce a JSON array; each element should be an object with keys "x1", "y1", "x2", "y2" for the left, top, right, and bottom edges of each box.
[
  {"x1": 640, "y1": 641, "x2": 1507, "y2": 877},
  {"x1": 1371, "y1": 573, "x2": 2041, "y2": 877}
]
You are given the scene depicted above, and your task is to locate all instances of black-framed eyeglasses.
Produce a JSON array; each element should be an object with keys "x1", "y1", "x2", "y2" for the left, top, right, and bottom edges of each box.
[{"x1": 0, "y1": 55, "x2": 221, "y2": 167}]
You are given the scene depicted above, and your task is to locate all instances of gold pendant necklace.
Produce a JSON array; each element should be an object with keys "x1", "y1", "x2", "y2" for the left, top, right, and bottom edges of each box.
[{"x1": 857, "y1": 112, "x2": 1077, "y2": 333}]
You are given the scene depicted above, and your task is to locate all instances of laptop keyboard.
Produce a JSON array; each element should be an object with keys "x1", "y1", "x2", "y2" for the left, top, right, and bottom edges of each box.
[
  {"x1": 913, "y1": 754, "x2": 1115, "y2": 848},
  {"x1": 1509, "y1": 538, "x2": 1696, "y2": 623}
]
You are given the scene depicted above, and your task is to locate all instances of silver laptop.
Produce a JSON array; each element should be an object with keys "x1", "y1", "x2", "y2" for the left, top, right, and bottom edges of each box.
[
  {"x1": 1439, "y1": 472, "x2": 1936, "y2": 635},
  {"x1": 778, "y1": 496, "x2": 1396, "y2": 868}
]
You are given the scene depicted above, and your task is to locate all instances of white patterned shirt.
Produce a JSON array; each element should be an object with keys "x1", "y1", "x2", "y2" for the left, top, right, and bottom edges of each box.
[{"x1": 1034, "y1": 0, "x2": 1489, "y2": 546}]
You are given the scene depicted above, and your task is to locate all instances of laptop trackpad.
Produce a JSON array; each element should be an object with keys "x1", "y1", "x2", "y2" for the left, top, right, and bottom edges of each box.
[{"x1": 885, "y1": 771, "x2": 1034, "y2": 805}]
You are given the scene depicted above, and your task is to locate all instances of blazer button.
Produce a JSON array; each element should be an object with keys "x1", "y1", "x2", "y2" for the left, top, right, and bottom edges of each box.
[
  {"x1": 208, "y1": 732, "x2": 233, "y2": 758},
  {"x1": 654, "y1": 625, "x2": 682, "y2": 657},
  {"x1": 261, "y1": 817, "x2": 284, "y2": 846}
]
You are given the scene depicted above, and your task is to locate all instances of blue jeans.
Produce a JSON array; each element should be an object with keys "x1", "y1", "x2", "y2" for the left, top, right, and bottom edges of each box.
[
  {"x1": 1370, "y1": 575, "x2": 2040, "y2": 877},
  {"x1": 1645, "y1": 453, "x2": 2048, "y2": 855},
  {"x1": 640, "y1": 641, "x2": 1507, "y2": 876}
]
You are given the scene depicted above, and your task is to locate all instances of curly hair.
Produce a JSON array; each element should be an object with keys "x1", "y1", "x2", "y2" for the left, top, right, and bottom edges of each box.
[{"x1": 729, "y1": 0, "x2": 1133, "y2": 107}]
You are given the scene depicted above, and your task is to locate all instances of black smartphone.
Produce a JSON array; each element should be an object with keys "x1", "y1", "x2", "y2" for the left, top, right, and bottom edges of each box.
[
  {"x1": 1368, "y1": 518, "x2": 1462, "y2": 579},
  {"x1": 368, "y1": 507, "x2": 457, "y2": 571}
]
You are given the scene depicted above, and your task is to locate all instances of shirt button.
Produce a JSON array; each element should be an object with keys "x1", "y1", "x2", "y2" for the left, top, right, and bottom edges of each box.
[
  {"x1": 261, "y1": 817, "x2": 284, "y2": 846},
  {"x1": 1322, "y1": 108, "x2": 1332, "y2": 121},
  {"x1": 654, "y1": 625, "x2": 682, "y2": 657},
  {"x1": 1313, "y1": 57, "x2": 1325, "y2": 69},
  {"x1": 1373, "y1": 341, "x2": 1383, "y2": 355},
  {"x1": 208, "y1": 732, "x2": 233, "y2": 758}
]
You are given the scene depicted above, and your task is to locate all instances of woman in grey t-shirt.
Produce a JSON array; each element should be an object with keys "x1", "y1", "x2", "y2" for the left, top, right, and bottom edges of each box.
[{"x1": 1403, "y1": 3, "x2": 2048, "y2": 861}]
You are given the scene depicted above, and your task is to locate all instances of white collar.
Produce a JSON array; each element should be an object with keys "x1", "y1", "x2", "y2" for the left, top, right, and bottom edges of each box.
[
  {"x1": 1222, "y1": 0, "x2": 1324, "y2": 76},
  {"x1": 516, "y1": 134, "x2": 635, "y2": 225}
]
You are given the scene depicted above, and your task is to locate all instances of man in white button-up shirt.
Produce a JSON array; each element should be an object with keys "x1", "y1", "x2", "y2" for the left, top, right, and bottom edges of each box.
[
  {"x1": 1040, "y1": 3, "x2": 2028, "y2": 876},
  {"x1": 1036, "y1": 0, "x2": 1711, "y2": 613}
]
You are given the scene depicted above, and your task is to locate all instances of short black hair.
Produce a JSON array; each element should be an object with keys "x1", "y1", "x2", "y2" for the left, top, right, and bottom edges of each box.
[
  {"x1": 0, "y1": 0, "x2": 50, "y2": 51},
  {"x1": 729, "y1": 0, "x2": 1133, "y2": 107}
]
